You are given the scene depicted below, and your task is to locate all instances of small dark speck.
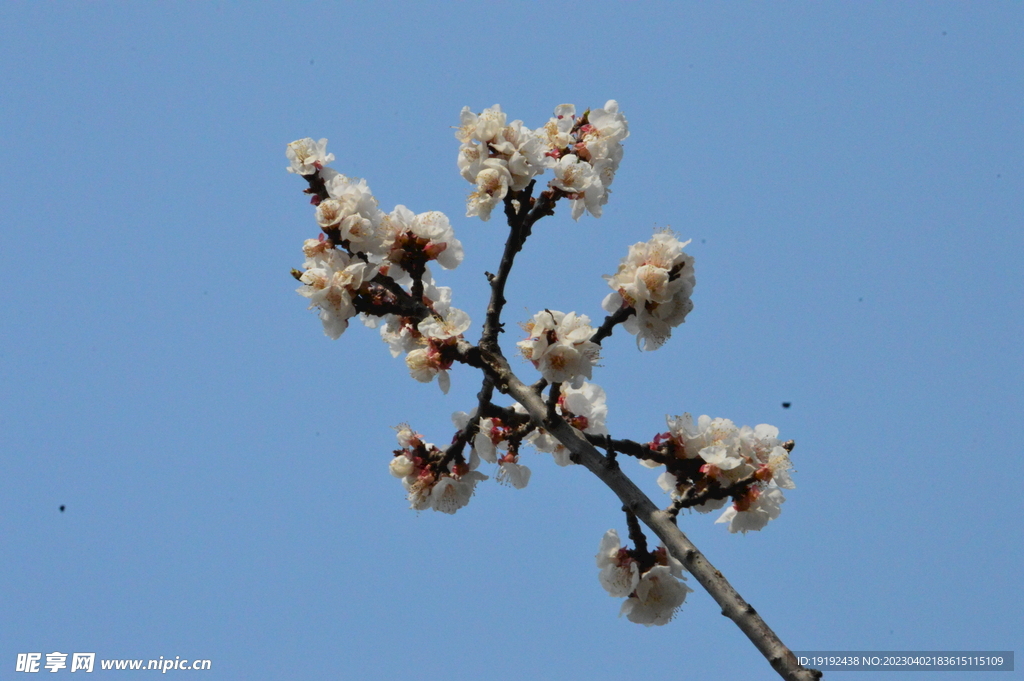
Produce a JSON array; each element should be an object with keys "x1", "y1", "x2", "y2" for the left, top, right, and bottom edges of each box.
[
  {"x1": 942, "y1": 31, "x2": 947, "y2": 36},
  {"x1": 316, "y1": 431, "x2": 320, "y2": 436},
  {"x1": 310, "y1": 59, "x2": 315, "y2": 65},
  {"x1": 701, "y1": 238, "x2": 706, "y2": 244},
  {"x1": 996, "y1": 174, "x2": 1001, "y2": 178},
  {"x1": 782, "y1": 402, "x2": 791, "y2": 409},
  {"x1": 203, "y1": 290, "x2": 208, "y2": 296},
  {"x1": 59, "y1": 505, "x2": 66, "y2": 512},
  {"x1": 858, "y1": 297, "x2": 863, "y2": 302}
]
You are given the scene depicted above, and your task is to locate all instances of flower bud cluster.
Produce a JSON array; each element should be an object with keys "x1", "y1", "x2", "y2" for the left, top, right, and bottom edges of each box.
[
  {"x1": 516, "y1": 310, "x2": 600, "y2": 387},
  {"x1": 389, "y1": 424, "x2": 487, "y2": 514},
  {"x1": 649, "y1": 414, "x2": 795, "y2": 533},
  {"x1": 602, "y1": 229, "x2": 696, "y2": 351},
  {"x1": 596, "y1": 530, "x2": 692, "y2": 626},
  {"x1": 456, "y1": 101, "x2": 628, "y2": 221}
]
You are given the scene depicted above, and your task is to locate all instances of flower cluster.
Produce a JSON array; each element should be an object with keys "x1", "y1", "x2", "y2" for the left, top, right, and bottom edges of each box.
[
  {"x1": 525, "y1": 382, "x2": 608, "y2": 467},
  {"x1": 596, "y1": 529, "x2": 692, "y2": 626},
  {"x1": 389, "y1": 424, "x2": 487, "y2": 514},
  {"x1": 457, "y1": 101, "x2": 628, "y2": 221},
  {"x1": 516, "y1": 310, "x2": 600, "y2": 387},
  {"x1": 295, "y1": 238, "x2": 379, "y2": 340},
  {"x1": 456, "y1": 105, "x2": 548, "y2": 221},
  {"x1": 603, "y1": 229, "x2": 696, "y2": 351},
  {"x1": 451, "y1": 410, "x2": 532, "y2": 489},
  {"x1": 378, "y1": 206, "x2": 464, "y2": 277},
  {"x1": 314, "y1": 173, "x2": 387, "y2": 255},
  {"x1": 288, "y1": 139, "x2": 470, "y2": 384},
  {"x1": 650, "y1": 414, "x2": 795, "y2": 533},
  {"x1": 373, "y1": 277, "x2": 471, "y2": 393},
  {"x1": 538, "y1": 101, "x2": 629, "y2": 219}
]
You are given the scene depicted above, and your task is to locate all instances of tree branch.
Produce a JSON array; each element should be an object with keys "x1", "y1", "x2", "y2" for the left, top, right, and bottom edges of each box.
[
  {"x1": 592, "y1": 304, "x2": 635, "y2": 345},
  {"x1": 456, "y1": 342, "x2": 821, "y2": 681},
  {"x1": 480, "y1": 182, "x2": 560, "y2": 352}
]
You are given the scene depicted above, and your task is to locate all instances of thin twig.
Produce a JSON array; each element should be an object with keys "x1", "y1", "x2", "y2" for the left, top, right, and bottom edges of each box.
[{"x1": 592, "y1": 304, "x2": 636, "y2": 345}]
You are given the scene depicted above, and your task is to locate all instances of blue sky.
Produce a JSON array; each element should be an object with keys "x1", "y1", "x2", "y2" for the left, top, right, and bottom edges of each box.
[{"x1": 2, "y1": 3, "x2": 1021, "y2": 679}]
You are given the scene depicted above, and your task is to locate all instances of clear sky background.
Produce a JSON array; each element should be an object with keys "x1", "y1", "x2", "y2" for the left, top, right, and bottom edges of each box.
[{"x1": 2, "y1": 3, "x2": 1021, "y2": 680}]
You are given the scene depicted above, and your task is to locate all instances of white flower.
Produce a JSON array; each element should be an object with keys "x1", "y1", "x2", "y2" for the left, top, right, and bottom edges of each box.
[
  {"x1": 472, "y1": 417, "x2": 500, "y2": 464},
  {"x1": 429, "y1": 470, "x2": 488, "y2": 515},
  {"x1": 715, "y1": 485, "x2": 786, "y2": 533},
  {"x1": 455, "y1": 104, "x2": 506, "y2": 144},
  {"x1": 400, "y1": 307, "x2": 468, "y2": 394},
  {"x1": 700, "y1": 444, "x2": 745, "y2": 472},
  {"x1": 767, "y1": 449, "x2": 796, "y2": 490},
  {"x1": 619, "y1": 565, "x2": 692, "y2": 626},
  {"x1": 389, "y1": 454, "x2": 415, "y2": 478},
  {"x1": 550, "y1": 153, "x2": 595, "y2": 195},
  {"x1": 597, "y1": 529, "x2": 691, "y2": 626},
  {"x1": 656, "y1": 470, "x2": 678, "y2": 495},
  {"x1": 465, "y1": 166, "x2": 510, "y2": 221},
  {"x1": 561, "y1": 381, "x2": 609, "y2": 434},
  {"x1": 457, "y1": 140, "x2": 489, "y2": 183},
  {"x1": 379, "y1": 315, "x2": 420, "y2": 358},
  {"x1": 405, "y1": 347, "x2": 451, "y2": 394},
  {"x1": 403, "y1": 472, "x2": 435, "y2": 512},
  {"x1": 672, "y1": 414, "x2": 751, "y2": 484},
  {"x1": 422, "y1": 277, "x2": 453, "y2": 315},
  {"x1": 595, "y1": 529, "x2": 640, "y2": 598},
  {"x1": 496, "y1": 458, "x2": 531, "y2": 489},
  {"x1": 417, "y1": 308, "x2": 471, "y2": 340},
  {"x1": 452, "y1": 102, "x2": 626, "y2": 219},
  {"x1": 405, "y1": 348, "x2": 435, "y2": 382},
  {"x1": 516, "y1": 310, "x2": 599, "y2": 387},
  {"x1": 286, "y1": 137, "x2": 335, "y2": 174},
  {"x1": 578, "y1": 100, "x2": 629, "y2": 165},
  {"x1": 536, "y1": 104, "x2": 577, "y2": 154},
  {"x1": 391, "y1": 426, "x2": 489, "y2": 515}
]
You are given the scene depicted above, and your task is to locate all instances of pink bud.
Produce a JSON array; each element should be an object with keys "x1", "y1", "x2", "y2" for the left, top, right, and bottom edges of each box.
[{"x1": 423, "y1": 241, "x2": 448, "y2": 260}]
